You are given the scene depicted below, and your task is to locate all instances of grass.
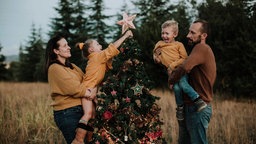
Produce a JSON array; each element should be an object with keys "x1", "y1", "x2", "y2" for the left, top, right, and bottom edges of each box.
[
  {"x1": 0, "y1": 82, "x2": 255, "y2": 144},
  {"x1": 151, "y1": 89, "x2": 256, "y2": 144}
]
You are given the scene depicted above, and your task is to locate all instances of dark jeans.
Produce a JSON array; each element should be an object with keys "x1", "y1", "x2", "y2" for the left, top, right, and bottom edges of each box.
[
  {"x1": 54, "y1": 105, "x2": 83, "y2": 144},
  {"x1": 178, "y1": 104, "x2": 212, "y2": 144}
]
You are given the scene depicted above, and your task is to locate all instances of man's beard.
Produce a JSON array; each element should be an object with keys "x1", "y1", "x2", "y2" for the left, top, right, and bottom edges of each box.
[{"x1": 187, "y1": 37, "x2": 201, "y2": 49}]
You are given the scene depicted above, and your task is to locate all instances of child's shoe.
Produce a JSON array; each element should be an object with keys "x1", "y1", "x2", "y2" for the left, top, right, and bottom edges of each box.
[
  {"x1": 176, "y1": 106, "x2": 184, "y2": 120},
  {"x1": 194, "y1": 98, "x2": 207, "y2": 112}
]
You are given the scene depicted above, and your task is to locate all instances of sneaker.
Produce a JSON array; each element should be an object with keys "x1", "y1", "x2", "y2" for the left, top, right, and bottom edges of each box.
[
  {"x1": 194, "y1": 98, "x2": 207, "y2": 112},
  {"x1": 176, "y1": 106, "x2": 184, "y2": 120}
]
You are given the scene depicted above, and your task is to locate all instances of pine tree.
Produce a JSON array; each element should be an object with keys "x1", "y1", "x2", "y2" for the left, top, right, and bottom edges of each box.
[
  {"x1": 92, "y1": 39, "x2": 166, "y2": 143},
  {"x1": 87, "y1": 0, "x2": 110, "y2": 47},
  {"x1": 49, "y1": 0, "x2": 88, "y2": 66},
  {"x1": 18, "y1": 24, "x2": 44, "y2": 82},
  {"x1": 197, "y1": 0, "x2": 256, "y2": 97},
  {"x1": 0, "y1": 43, "x2": 8, "y2": 81}
]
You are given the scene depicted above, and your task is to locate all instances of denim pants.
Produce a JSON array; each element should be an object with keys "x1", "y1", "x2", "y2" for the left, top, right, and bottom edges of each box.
[
  {"x1": 54, "y1": 105, "x2": 84, "y2": 144},
  {"x1": 173, "y1": 75, "x2": 199, "y2": 106},
  {"x1": 178, "y1": 104, "x2": 212, "y2": 144}
]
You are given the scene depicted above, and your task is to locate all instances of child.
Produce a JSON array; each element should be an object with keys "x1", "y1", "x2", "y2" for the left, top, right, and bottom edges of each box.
[
  {"x1": 72, "y1": 30, "x2": 133, "y2": 144},
  {"x1": 153, "y1": 20, "x2": 207, "y2": 120}
]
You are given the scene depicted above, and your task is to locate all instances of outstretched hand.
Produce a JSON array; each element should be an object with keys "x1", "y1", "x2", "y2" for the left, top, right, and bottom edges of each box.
[{"x1": 124, "y1": 30, "x2": 133, "y2": 38}]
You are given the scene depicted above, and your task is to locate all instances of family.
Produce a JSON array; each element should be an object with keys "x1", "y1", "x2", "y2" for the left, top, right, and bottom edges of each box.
[{"x1": 45, "y1": 19, "x2": 216, "y2": 144}]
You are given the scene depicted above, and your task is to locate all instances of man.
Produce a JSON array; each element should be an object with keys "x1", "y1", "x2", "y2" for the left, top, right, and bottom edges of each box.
[{"x1": 168, "y1": 19, "x2": 216, "y2": 144}]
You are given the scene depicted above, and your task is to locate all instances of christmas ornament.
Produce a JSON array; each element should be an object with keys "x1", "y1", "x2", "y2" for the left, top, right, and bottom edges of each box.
[
  {"x1": 103, "y1": 111, "x2": 113, "y2": 120},
  {"x1": 131, "y1": 82, "x2": 144, "y2": 95},
  {"x1": 103, "y1": 128, "x2": 126, "y2": 144},
  {"x1": 120, "y1": 47, "x2": 125, "y2": 53},
  {"x1": 117, "y1": 12, "x2": 136, "y2": 34},
  {"x1": 135, "y1": 99, "x2": 141, "y2": 107},
  {"x1": 122, "y1": 59, "x2": 133, "y2": 72},
  {"x1": 125, "y1": 96, "x2": 131, "y2": 103},
  {"x1": 111, "y1": 90, "x2": 117, "y2": 96},
  {"x1": 114, "y1": 99, "x2": 120, "y2": 107}
]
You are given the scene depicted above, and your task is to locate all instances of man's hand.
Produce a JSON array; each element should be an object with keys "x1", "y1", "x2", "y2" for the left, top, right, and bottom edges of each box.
[
  {"x1": 153, "y1": 54, "x2": 161, "y2": 63},
  {"x1": 153, "y1": 48, "x2": 161, "y2": 63},
  {"x1": 169, "y1": 84, "x2": 173, "y2": 90}
]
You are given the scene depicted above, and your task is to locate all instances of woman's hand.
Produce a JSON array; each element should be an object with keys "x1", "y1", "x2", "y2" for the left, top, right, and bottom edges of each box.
[{"x1": 84, "y1": 87, "x2": 97, "y2": 100}]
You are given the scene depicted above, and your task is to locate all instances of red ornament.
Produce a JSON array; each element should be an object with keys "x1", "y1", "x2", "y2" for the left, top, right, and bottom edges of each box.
[
  {"x1": 103, "y1": 111, "x2": 113, "y2": 120},
  {"x1": 120, "y1": 47, "x2": 125, "y2": 53},
  {"x1": 125, "y1": 97, "x2": 131, "y2": 103}
]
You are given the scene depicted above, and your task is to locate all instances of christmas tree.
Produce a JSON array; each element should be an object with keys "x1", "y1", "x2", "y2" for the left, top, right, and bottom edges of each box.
[{"x1": 91, "y1": 13, "x2": 166, "y2": 144}]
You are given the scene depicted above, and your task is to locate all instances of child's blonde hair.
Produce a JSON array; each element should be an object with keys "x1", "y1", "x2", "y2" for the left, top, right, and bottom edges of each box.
[{"x1": 161, "y1": 19, "x2": 179, "y2": 35}]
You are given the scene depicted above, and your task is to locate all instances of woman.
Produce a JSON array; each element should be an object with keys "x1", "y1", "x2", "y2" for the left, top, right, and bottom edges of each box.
[{"x1": 45, "y1": 35, "x2": 97, "y2": 144}]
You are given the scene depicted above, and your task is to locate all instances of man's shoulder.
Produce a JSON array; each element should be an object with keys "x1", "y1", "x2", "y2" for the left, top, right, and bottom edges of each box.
[{"x1": 195, "y1": 43, "x2": 211, "y2": 49}]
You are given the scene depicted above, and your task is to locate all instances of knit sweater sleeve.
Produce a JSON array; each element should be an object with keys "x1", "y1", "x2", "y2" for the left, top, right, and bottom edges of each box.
[
  {"x1": 99, "y1": 43, "x2": 120, "y2": 63},
  {"x1": 98, "y1": 43, "x2": 120, "y2": 70},
  {"x1": 168, "y1": 43, "x2": 205, "y2": 84},
  {"x1": 48, "y1": 64, "x2": 87, "y2": 98},
  {"x1": 168, "y1": 42, "x2": 187, "y2": 70}
]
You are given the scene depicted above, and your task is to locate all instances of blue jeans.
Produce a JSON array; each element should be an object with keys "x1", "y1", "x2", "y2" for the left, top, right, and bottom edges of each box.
[
  {"x1": 178, "y1": 104, "x2": 212, "y2": 144},
  {"x1": 173, "y1": 75, "x2": 199, "y2": 106},
  {"x1": 54, "y1": 105, "x2": 84, "y2": 144}
]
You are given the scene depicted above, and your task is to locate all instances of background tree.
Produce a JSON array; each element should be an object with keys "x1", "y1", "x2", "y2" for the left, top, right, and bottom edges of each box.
[
  {"x1": 87, "y1": 0, "x2": 110, "y2": 48},
  {"x1": 197, "y1": 0, "x2": 256, "y2": 97},
  {"x1": 18, "y1": 24, "x2": 45, "y2": 82},
  {"x1": 49, "y1": 0, "x2": 88, "y2": 66},
  {"x1": 0, "y1": 43, "x2": 8, "y2": 81},
  {"x1": 7, "y1": 61, "x2": 19, "y2": 81}
]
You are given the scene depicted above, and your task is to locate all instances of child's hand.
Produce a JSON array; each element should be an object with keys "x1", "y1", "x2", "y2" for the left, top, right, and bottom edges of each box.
[
  {"x1": 125, "y1": 30, "x2": 133, "y2": 38},
  {"x1": 155, "y1": 48, "x2": 161, "y2": 55},
  {"x1": 153, "y1": 48, "x2": 161, "y2": 63}
]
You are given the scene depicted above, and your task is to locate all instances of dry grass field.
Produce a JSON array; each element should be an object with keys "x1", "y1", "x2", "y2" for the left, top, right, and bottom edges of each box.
[{"x1": 0, "y1": 82, "x2": 255, "y2": 144}]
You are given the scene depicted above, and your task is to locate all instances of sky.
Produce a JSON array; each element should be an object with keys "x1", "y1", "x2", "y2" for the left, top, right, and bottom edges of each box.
[{"x1": 0, "y1": 0, "x2": 133, "y2": 56}]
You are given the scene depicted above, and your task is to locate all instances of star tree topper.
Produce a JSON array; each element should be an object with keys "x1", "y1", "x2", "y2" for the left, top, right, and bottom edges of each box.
[
  {"x1": 131, "y1": 82, "x2": 144, "y2": 95},
  {"x1": 117, "y1": 12, "x2": 136, "y2": 34}
]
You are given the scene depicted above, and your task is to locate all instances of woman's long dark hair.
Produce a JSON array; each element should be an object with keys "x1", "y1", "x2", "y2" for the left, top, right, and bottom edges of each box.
[{"x1": 44, "y1": 35, "x2": 73, "y2": 76}]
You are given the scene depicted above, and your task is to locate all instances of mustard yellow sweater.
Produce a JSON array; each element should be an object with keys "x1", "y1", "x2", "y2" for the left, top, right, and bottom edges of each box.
[
  {"x1": 48, "y1": 63, "x2": 87, "y2": 111},
  {"x1": 82, "y1": 43, "x2": 120, "y2": 88},
  {"x1": 153, "y1": 41, "x2": 187, "y2": 70}
]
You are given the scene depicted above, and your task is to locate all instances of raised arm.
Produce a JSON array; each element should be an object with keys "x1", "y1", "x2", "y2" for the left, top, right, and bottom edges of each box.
[{"x1": 112, "y1": 30, "x2": 133, "y2": 49}]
